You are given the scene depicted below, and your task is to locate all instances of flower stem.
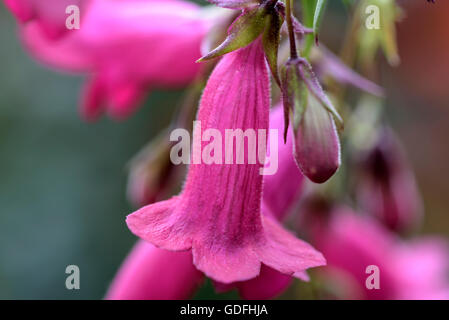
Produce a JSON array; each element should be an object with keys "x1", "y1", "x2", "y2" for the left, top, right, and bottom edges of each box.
[{"x1": 286, "y1": 0, "x2": 298, "y2": 59}]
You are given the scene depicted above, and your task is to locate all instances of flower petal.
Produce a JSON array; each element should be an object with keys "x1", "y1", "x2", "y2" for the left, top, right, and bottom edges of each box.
[
  {"x1": 106, "y1": 240, "x2": 203, "y2": 300},
  {"x1": 263, "y1": 105, "x2": 304, "y2": 220}
]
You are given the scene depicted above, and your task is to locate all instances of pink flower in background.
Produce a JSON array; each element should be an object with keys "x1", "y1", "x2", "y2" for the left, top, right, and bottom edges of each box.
[
  {"x1": 10, "y1": 0, "x2": 212, "y2": 120},
  {"x1": 4, "y1": 0, "x2": 90, "y2": 39},
  {"x1": 106, "y1": 240, "x2": 203, "y2": 300},
  {"x1": 314, "y1": 209, "x2": 449, "y2": 300},
  {"x1": 263, "y1": 104, "x2": 304, "y2": 220},
  {"x1": 127, "y1": 40, "x2": 325, "y2": 284},
  {"x1": 355, "y1": 128, "x2": 422, "y2": 232}
]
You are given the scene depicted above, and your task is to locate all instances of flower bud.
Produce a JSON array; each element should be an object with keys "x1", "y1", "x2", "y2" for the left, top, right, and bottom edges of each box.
[
  {"x1": 293, "y1": 95, "x2": 341, "y2": 183},
  {"x1": 127, "y1": 131, "x2": 180, "y2": 207},
  {"x1": 355, "y1": 127, "x2": 422, "y2": 232}
]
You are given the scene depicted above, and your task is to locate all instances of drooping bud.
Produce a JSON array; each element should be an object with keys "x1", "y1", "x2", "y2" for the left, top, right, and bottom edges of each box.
[
  {"x1": 281, "y1": 60, "x2": 307, "y2": 142},
  {"x1": 293, "y1": 94, "x2": 341, "y2": 183},
  {"x1": 127, "y1": 130, "x2": 181, "y2": 207},
  {"x1": 295, "y1": 58, "x2": 343, "y2": 127},
  {"x1": 281, "y1": 57, "x2": 342, "y2": 183},
  {"x1": 355, "y1": 127, "x2": 423, "y2": 232}
]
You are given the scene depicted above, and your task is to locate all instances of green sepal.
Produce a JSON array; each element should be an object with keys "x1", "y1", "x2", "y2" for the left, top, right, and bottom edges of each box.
[
  {"x1": 263, "y1": 9, "x2": 283, "y2": 85},
  {"x1": 197, "y1": 7, "x2": 270, "y2": 62}
]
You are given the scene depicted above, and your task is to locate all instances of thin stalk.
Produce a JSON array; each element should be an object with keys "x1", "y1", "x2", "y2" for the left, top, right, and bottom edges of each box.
[{"x1": 286, "y1": 0, "x2": 298, "y2": 59}]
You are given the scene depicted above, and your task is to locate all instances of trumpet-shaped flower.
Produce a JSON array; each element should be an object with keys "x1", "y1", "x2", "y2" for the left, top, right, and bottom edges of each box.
[
  {"x1": 127, "y1": 40, "x2": 325, "y2": 284},
  {"x1": 11, "y1": 0, "x2": 212, "y2": 120},
  {"x1": 110, "y1": 103, "x2": 308, "y2": 299}
]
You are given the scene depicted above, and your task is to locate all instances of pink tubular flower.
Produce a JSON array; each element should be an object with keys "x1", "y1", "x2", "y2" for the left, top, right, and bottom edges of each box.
[
  {"x1": 109, "y1": 103, "x2": 307, "y2": 300},
  {"x1": 13, "y1": 0, "x2": 212, "y2": 120},
  {"x1": 127, "y1": 39, "x2": 325, "y2": 284},
  {"x1": 106, "y1": 240, "x2": 203, "y2": 300},
  {"x1": 314, "y1": 209, "x2": 449, "y2": 300},
  {"x1": 4, "y1": 0, "x2": 89, "y2": 39}
]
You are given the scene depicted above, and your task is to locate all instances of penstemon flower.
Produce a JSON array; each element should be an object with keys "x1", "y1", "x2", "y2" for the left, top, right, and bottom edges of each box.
[
  {"x1": 109, "y1": 104, "x2": 309, "y2": 299},
  {"x1": 8, "y1": 0, "x2": 213, "y2": 120},
  {"x1": 4, "y1": 0, "x2": 445, "y2": 302},
  {"x1": 111, "y1": 105, "x2": 308, "y2": 299},
  {"x1": 126, "y1": 39, "x2": 325, "y2": 284}
]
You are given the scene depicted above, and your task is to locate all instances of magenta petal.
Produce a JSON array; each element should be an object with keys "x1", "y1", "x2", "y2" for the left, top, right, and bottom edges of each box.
[
  {"x1": 237, "y1": 265, "x2": 293, "y2": 300},
  {"x1": 127, "y1": 40, "x2": 325, "y2": 283},
  {"x1": 80, "y1": 76, "x2": 107, "y2": 122},
  {"x1": 107, "y1": 83, "x2": 146, "y2": 120},
  {"x1": 4, "y1": 0, "x2": 34, "y2": 22},
  {"x1": 263, "y1": 104, "x2": 304, "y2": 220},
  {"x1": 294, "y1": 98, "x2": 341, "y2": 184},
  {"x1": 106, "y1": 240, "x2": 203, "y2": 300},
  {"x1": 20, "y1": 23, "x2": 93, "y2": 73},
  {"x1": 258, "y1": 216, "x2": 325, "y2": 274}
]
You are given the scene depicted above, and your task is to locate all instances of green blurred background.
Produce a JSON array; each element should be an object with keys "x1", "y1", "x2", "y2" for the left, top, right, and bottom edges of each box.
[{"x1": 0, "y1": 1, "x2": 448, "y2": 299}]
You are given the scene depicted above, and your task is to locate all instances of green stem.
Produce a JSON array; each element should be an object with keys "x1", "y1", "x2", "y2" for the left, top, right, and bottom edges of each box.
[{"x1": 286, "y1": 0, "x2": 298, "y2": 59}]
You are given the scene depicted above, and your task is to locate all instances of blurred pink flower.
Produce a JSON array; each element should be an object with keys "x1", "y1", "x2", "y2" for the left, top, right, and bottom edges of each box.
[
  {"x1": 263, "y1": 104, "x2": 304, "y2": 221},
  {"x1": 4, "y1": 0, "x2": 90, "y2": 39},
  {"x1": 11, "y1": 0, "x2": 212, "y2": 120},
  {"x1": 314, "y1": 209, "x2": 449, "y2": 300},
  {"x1": 356, "y1": 127, "x2": 422, "y2": 232},
  {"x1": 106, "y1": 240, "x2": 203, "y2": 300},
  {"x1": 126, "y1": 39, "x2": 325, "y2": 284}
]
